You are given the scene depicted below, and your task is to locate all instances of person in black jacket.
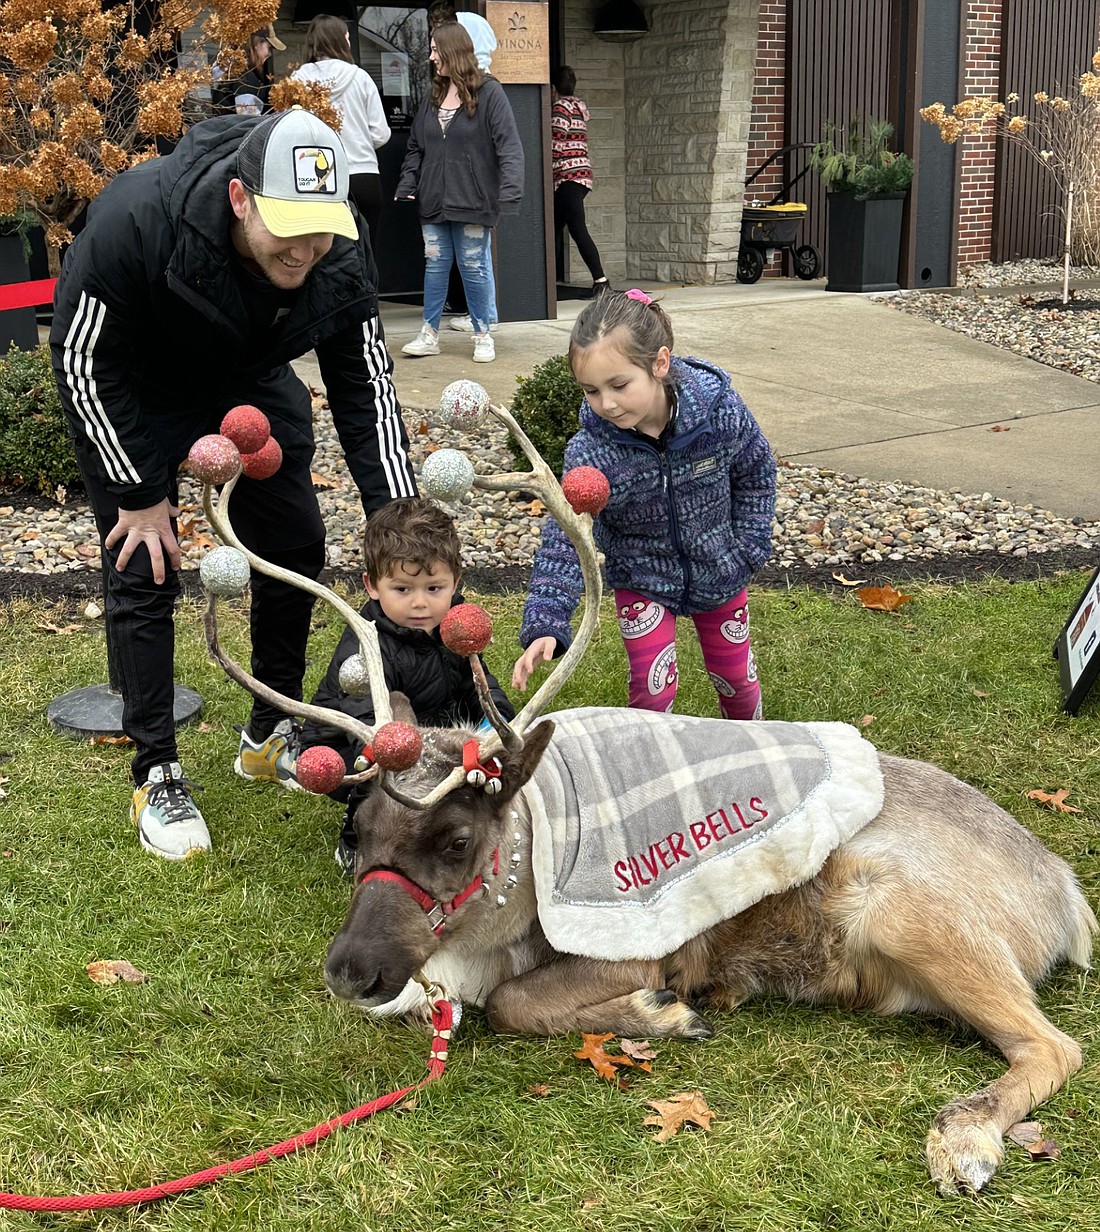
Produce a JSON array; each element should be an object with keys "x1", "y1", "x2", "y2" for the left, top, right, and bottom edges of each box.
[
  {"x1": 298, "y1": 496, "x2": 515, "y2": 873},
  {"x1": 395, "y1": 19, "x2": 523, "y2": 364},
  {"x1": 50, "y1": 106, "x2": 417, "y2": 862}
]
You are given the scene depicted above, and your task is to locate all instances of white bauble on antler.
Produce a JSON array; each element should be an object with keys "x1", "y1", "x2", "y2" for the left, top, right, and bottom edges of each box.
[
  {"x1": 421, "y1": 448, "x2": 476, "y2": 502},
  {"x1": 199, "y1": 545, "x2": 251, "y2": 596},
  {"x1": 439, "y1": 379, "x2": 490, "y2": 428},
  {"x1": 338, "y1": 653, "x2": 373, "y2": 699}
]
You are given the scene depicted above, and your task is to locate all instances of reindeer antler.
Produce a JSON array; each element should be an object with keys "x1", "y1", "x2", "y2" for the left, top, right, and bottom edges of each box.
[{"x1": 191, "y1": 386, "x2": 604, "y2": 809}]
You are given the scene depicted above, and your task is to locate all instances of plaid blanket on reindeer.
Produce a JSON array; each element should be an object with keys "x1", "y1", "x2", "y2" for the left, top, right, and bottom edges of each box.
[{"x1": 526, "y1": 708, "x2": 884, "y2": 961}]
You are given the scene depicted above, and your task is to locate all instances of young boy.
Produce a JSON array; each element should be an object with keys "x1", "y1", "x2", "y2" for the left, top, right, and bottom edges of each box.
[{"x1": 300, "y1": 496, "x2": 515, "y2": 871}]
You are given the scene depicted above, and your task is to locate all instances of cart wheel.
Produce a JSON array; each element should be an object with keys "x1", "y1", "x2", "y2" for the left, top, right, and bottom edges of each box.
[
  {"x1": 793, "y1": 244, "x2": 821, "y2": 280},
  {"x1": 737, "y1": 247, "x2": 765, "y2": 284}
]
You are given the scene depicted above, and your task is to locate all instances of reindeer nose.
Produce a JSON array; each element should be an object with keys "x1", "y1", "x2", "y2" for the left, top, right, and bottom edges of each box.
[{"x1": 324, "y1": 963, "x2": 384, "y2": 1004}]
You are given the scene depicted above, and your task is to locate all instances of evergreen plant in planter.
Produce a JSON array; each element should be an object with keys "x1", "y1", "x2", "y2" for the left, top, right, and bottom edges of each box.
[{"x1": 811, "y1": 119, "x2": 914, "y2": 293}]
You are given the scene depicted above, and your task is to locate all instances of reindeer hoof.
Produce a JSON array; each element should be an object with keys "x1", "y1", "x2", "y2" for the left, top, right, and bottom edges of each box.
[
  {"x1": 925, "y1": 1121, "x2": 1003, "y2": 1196},
  {"x1": 636, "y1": 989, "x2": 713, "y2": 1039}
]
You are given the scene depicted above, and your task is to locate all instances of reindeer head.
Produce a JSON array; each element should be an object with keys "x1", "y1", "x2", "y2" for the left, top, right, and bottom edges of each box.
[{"x1": 323, "y1": 696, "x2": 555, "y2": 1008}]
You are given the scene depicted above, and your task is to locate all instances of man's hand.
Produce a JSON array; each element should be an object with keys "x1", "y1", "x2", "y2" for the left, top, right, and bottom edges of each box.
[
  {"x1": 104, "y1": 498, "x2": 181, "y2": 584},
  {"x1": 511, "y1": 637, "x2": 557, "y2": 691}
]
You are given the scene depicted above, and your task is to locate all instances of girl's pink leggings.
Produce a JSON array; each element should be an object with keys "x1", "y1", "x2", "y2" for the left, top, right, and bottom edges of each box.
[{"x1": 614, "y1": 587, "x2": 761, "y2": 719}]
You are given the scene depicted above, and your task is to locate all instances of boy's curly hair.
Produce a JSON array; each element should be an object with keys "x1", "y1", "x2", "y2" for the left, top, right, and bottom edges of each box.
[{"x1": 361, "y1": 497, "x2": 463, "y2": 583}]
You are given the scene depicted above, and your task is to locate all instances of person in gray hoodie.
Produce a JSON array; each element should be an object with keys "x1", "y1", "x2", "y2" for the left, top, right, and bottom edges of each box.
[{"x1": 292, "y1": 14, "x2": 391, "y2": 253}]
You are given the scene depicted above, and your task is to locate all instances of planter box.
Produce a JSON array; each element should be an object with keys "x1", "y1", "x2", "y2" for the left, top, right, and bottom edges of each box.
[
  {"x1": 0, "y1": 230, "x2": 39, "y2": 353},
  {"x1": 824, "y1": 191, "x2": 906, "y2": 293}
]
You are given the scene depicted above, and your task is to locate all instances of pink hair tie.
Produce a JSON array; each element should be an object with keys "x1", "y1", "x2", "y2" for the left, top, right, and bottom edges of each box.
[{"x1": 625, "y1": 288, "x2": 652, "y2": 305}]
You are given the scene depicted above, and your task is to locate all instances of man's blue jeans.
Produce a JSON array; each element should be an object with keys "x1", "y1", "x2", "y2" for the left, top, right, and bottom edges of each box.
[{"x1": 421, "y1": 222, "x2": 494, "y2": 334}]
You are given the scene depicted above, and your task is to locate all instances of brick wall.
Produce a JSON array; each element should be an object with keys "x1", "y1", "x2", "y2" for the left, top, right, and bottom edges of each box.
[
  {"x1": 956, "y1": 3, "x2": 1002, "y2": 266},
  {"x1": 745, "y1": 0, "x2": 787, "y2": 276}
]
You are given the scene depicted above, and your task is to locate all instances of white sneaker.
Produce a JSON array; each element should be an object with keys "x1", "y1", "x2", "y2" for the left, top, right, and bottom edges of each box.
[
  {"x1": 132, "y1": 762, "x2": 210, "y2": 860},
  {"x1": 472, "y1": 334, "x2": 495, "y2": 363},
  {"x1": 401, "y1": 326, "x2": 440, "y2": 357},
  {"x1": 449, "y1": 315, "x2": 498, "y2": 333}
]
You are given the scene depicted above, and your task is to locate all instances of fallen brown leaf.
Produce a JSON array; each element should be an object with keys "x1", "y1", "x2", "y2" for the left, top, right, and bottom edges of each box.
[
  {"x1": 39, "y1": 623, "x2": 83, "y2": 635},
  {"x1": 1007, "y1": 1121, "x2": 1060, "y2": 1160},
  {"x1": 574, "y1": 1032, "x2": 636, "y2": 1082},
  {"x1": 857, "y1": 584, "x2": 914, "y2": 612},
  {"x1": 805, "y1": 518, "x2": 825, "y2": 534},
  {"x1": 86, "y1": 959, "x2": 148, "y2": 985},
  {"x1": 90, "y1": 734, "x2": 133, "y2": 746},
  {"x1": 989, "y1": 424, "x2": 1010, "y2": 432},
  {"x1": 311, "y1": 471, "x2": 341, "y2": 490},
  {"x1": 644, "y1": 1090, "x2": 715, "y2": 1142},
  {"x1": 522, "y1": 498, "x2": 546, "y2": 517},
  {"x1": 1027, "y1": 788, "x2": 1082, "y2": 814},
  {"x1": 619, "y1": 1038, "x2": 657, "y2": 1062},
  {"x1": 527, "y1": 1083, "x2": 551, "y2": 1097},
  {"x1": 859, "y1": 714, "x2": 875, "y2": 728},
  {"x1": 417, "y1": 420, "x2": 430, "y2": 435},
  {"x1": 832, "y1": 572, "x2": 868, "y2": 587}
]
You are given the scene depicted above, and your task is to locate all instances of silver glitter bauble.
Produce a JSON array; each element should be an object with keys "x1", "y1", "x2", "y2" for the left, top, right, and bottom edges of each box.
[
  {"x1": 421, "y1": 448, "x2": 475, "y2": 501},
  {"x1": 338, "y1": 653, "x2": 373, "y2": 699},
  {"x1": 199, "y1": 545, "x2": 251, "y2": 596},
  {"x1": 439, "y1": 379, "x2": 490, "y2": 428}
]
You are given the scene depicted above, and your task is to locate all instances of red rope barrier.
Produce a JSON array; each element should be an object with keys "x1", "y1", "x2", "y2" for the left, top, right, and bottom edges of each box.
[
  {"x1": 0, "y1": 278, "x2": 56, "y2": 312},
  {"x1": 0, "y1": 997, "x2": 454, "y2": 1213}
]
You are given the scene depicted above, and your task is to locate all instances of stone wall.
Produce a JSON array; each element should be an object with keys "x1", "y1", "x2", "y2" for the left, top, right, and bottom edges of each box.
[{"x1": 563, "y1": 0, "x2": 759, "y2": 286}]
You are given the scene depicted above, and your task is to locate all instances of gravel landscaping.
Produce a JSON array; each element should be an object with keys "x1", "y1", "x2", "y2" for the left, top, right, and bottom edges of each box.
[{"x1": 3, "y1": 257, "x2": 1099, "y2": 604}]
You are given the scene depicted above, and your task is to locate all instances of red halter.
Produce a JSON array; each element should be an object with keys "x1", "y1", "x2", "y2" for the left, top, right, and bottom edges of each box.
[{"x1": 358, "y1": 849, "x2": 500, "y2": 935}]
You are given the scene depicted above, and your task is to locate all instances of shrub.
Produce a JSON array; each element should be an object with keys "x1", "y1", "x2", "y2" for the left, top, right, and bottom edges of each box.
[
  {"x1": 0, "y1": 342, "x2": 81, "y2": 496},
  {"x1": 508, "y1": 353, "x2": 583, "y2": 476}
]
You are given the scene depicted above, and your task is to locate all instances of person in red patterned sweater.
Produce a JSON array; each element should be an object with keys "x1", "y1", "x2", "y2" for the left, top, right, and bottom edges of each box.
[{"x1": 552, "y1": 66, "x2": 610, "y2": 298}]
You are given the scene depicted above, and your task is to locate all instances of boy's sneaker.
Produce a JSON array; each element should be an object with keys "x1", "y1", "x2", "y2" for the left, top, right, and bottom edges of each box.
[
  {"x1": 472, "y1": 334, "x2": 495, "y2": 363},
  {"x1": 448, "y1": 315, "x2": 498, "y2": 333},
  {"x1": 235, "y1": 718, "x2": 303, "y2": 790},
  {"x1": 132, "y1": 763, "x2": 209, "y2": 861},
  {"x1": 401, "y1": 326, "x2": 440, "y2": 357}
]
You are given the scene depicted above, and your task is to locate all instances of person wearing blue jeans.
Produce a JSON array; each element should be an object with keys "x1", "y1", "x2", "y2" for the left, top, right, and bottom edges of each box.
[{"x1": 395, "y1": 19, "x2": 522, "y2": 364}]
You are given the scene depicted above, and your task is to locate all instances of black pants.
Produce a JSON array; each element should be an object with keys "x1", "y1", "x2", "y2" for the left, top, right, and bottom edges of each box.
[
  {"x1": 75, "y1": 365, "x2": 326, "y2": 783},
  {"x1": 554, "y1": 181, "x2": 605, "y2": 284},
  {"x1": 349, "y1": 173, "x2": 383, "y2": 260}
]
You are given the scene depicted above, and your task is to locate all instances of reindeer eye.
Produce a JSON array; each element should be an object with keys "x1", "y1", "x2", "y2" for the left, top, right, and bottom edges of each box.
[{"x1": 448, "y1": 835, "x2": 471, "y2": 855}]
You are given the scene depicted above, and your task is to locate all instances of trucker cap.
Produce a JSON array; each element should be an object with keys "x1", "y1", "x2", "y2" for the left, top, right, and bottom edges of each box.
[{"x1": 236, "y1": 106, "x2": 358, "y2": 241}]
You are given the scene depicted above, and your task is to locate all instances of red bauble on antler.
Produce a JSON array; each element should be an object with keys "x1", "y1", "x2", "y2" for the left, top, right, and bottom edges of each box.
[
  {"x1": 440, "y1": 604, "x2": 493, "y2": 656},
  {"x1": 295, "y1": 745, "x2": 346, "y2": 794},
  {"x1": 240, "y1": 436, "x2": 283, "y2": 479},
  {"x1": 561, "y1": 466, "x2": 610, "y2": 515},
  {"x1": 220, "y1": 405, "x2": 271, "y2": 454},
  {"x1": 372, "y1": 721, "x2": 423, "y2": 771}
]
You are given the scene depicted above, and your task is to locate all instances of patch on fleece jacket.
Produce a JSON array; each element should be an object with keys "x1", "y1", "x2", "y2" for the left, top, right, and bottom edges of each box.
[{"x1": 526, "y1": 708, "x2": 884, "y2": 960}]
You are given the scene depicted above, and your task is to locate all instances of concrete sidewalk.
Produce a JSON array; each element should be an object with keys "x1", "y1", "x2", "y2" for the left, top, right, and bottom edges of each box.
[{"x1": 302, "y1": 278, "x2": 1100, "y2": 522}]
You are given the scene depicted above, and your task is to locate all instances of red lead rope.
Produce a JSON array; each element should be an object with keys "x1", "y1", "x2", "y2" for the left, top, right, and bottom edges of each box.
[{"x1": 0, "y1": 997, "x2": 454, "y2": 1213}]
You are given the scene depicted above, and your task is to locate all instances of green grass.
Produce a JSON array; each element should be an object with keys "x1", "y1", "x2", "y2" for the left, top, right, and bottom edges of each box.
[{"x1": 0, "y1": 573, "x2": 1098, "y2": 1231}]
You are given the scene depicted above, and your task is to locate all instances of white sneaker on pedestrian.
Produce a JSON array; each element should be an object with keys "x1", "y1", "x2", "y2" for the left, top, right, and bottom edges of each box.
[
  {"x1": 132, "y1": 762, "x2": 210, "y2": 860},
  {"x1": 402, "y1": 325, "x2": 440, "y2": 357},
  {"x1": 449, "y1": 315, "x2": 498, "y2": 333},
  {"x1": 472, "y1": 334, "x2": 495, "y2": 363}
]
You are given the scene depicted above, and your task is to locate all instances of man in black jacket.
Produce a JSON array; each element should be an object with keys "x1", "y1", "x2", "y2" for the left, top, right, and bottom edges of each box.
[{"x1": 51, "y1": 106, "x2": 417, "y2": 861}]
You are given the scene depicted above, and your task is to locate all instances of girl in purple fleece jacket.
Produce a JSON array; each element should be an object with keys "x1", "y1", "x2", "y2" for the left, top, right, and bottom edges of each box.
[{"x1": 512, "y1": 289, "x2": 777, "y2": 718}]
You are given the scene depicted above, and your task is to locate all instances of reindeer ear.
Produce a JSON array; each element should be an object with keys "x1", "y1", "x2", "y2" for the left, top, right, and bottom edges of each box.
[
  {"x1": 389, "y1": 692, "x2": 416, "y2": 723},
  {"x1": 494, "y1": 719, "x2": 555, "y2": 803}
]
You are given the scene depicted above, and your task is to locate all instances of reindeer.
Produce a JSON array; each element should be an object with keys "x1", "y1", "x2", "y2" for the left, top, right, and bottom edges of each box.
[{"x1": 198, "y1": 385, "x2": 1096, "y2": 1197}]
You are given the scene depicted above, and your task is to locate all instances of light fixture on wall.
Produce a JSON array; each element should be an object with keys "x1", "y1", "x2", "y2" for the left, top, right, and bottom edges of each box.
[{"x1": 593, "y1": 0, "x2": 649, "y2": 42}]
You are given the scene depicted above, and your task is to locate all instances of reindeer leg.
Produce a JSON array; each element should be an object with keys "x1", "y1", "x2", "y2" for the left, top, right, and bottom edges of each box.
[
  {"x1": 923, "y1": 967, "x2": 1082, "y2": 1196},
  {"x1": 485, "y1": 956, "x2": 712, "y2": 1039}
]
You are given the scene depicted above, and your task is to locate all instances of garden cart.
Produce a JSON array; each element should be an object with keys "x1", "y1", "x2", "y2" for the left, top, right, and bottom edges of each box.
[{"x1": 737, "y1": 143, "x2": 821, "y2": 284}]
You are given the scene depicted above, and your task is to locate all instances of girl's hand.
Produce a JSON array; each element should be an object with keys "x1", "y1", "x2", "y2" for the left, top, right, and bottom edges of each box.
[{"x1": 512, "y1": 637, "x2": 557, "y2": 691}]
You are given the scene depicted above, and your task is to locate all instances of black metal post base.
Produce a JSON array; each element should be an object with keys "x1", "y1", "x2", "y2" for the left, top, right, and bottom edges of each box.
[{"x1": 47, "y1": 683, "x2": 203, "y2": 740}]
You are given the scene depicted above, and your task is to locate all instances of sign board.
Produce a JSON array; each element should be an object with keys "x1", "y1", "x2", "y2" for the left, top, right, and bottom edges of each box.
[
  {"x1": 486, "y1": 1, "x2": 548, "y2": 84},
  {"x1": 1053, "y1": 565, "x2": 1100, "y2": 714}
]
